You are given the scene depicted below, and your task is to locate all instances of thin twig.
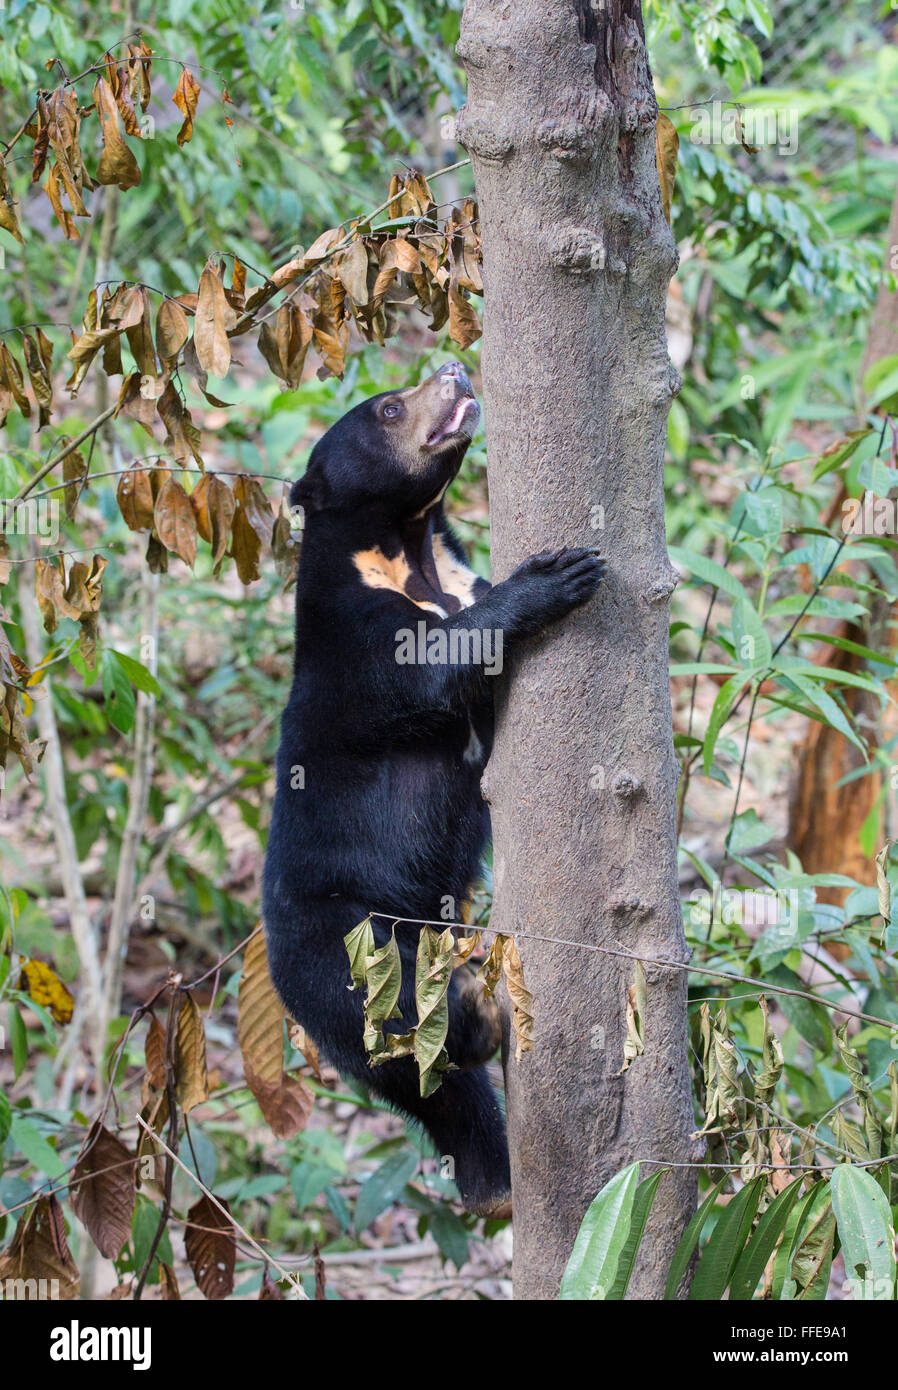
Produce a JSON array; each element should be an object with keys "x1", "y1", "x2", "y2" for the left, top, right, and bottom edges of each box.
[
  {"x1": 11, "y1": 404, "x2": 118, "y2": 504},
  {"x1": 135, "y1": 1114, "x2": 308, "y2": 1297},
  {"x1": 367, "y1": 912, "x2": 898, "y2": 1032}
]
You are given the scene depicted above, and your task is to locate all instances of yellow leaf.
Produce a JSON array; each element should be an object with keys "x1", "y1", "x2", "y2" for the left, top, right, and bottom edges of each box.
[{"x1": 19, "y1": 958, "x2": 74, "y2": 1024}]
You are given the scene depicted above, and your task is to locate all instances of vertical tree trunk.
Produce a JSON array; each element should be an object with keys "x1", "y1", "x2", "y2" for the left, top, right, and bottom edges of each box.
[
  {"x1": 458, "y1": 0, "x2": 695, "y2": 1299},
  {"x1": 788, "y1": 179, "x2": 898, "y2": 885}
]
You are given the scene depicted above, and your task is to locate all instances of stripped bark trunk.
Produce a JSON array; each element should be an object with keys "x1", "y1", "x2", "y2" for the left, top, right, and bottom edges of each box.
[
  {"x1": 457, "y1": 0, "x2": 695, "y2": 1298},
  {"x1": 788, "y1": 179, "x2": 898, "y2": 888}
]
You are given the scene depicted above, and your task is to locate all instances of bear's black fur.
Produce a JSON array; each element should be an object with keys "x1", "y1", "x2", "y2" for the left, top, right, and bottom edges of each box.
[{"x1": 263, "y1": 363, "x2": 605, "y2": 1213}]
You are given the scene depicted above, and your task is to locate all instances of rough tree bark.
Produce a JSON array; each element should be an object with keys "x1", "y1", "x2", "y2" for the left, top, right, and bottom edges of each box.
[{"x1": 457, "y1": 0, "x2": 696, "y2": 1298}]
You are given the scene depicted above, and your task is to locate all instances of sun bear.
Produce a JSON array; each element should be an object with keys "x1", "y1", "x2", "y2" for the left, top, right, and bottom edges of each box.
[{"x1": 263, "y1": 362, "x2": 605, "y2": 1214}]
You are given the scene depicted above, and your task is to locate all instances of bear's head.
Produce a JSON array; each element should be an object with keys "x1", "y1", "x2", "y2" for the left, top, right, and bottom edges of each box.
[{"x1": 291, "y1": 362, "x2": 480, "y2": 518}]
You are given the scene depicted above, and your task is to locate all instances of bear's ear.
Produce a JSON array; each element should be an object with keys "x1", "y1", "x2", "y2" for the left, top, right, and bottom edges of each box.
[{"x1": 290, "y1": 469, "x2": 328, "y2": 514}]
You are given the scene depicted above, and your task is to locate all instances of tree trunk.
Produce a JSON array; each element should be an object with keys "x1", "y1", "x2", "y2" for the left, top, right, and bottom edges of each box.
[
  {"x1": 457, "y1": 0, "x2": 696, "y2": 1299},
  {"x1": 788, "y1": 179, "x2": 898, "y2": 891}
]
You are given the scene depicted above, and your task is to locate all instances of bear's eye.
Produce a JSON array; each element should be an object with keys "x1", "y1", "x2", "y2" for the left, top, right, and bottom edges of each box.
[{"x1": 382, "y1": 401, "x2": 403, "y2": 419}]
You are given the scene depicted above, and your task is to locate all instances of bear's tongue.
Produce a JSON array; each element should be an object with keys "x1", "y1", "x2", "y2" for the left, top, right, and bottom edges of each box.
[{"x1": 427, "y1": 396, "x2": 473, "y2": 447}]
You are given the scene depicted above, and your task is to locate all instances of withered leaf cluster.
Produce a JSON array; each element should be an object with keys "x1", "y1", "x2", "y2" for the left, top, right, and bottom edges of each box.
[{"x1": 113, "y1": 462, "x2": 294, "y2": 584}]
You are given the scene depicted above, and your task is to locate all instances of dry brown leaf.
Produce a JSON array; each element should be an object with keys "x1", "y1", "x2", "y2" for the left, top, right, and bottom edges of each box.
[
  {"x1": 0, "y1": 151, "x2": 24, "y2": 244},
  {"x1": 447, "y1": 279, "x2": 481, "y2": 350},
  {"x1": 502, "y1": 935, "x2": 534, "y2": 1061},
  {"x1": 116, "y1": 467, "x2": 156, "y2": 532},
  {"x1": 145, "y1": 1011, "x2": 167, "y2": 1090},
  {"x1": 333, "y1": 239, "x2": 370, "y2": 306},
  {"x1": 311, "y1": 301, "x2": 348, "y2": 379},
  {"x1": 184, "y1": 1195, "x2": 235, "y2": 1299},
  {"x1": 655, "y1": 112, "x2": 679, "y2": 224},
  {"x1": 0, "y1": 343, "x2": 30, "y2": 418},
  {"x1": 62, "y1": 445, "x2": 86, "y2": 520},
  {"x1": 194, "y1": 265, "x2": 232, "y2": 378},
  {"x1": 173, "y1": 993, "x2": 209, "y2": 1113},
  {"x1": 289, "y1": 1021, "x2": 322, "y2": 1082},
  {"x1": 154, "y1": 473, "x2": 197, "y2": 571},
  {"x1": 31, "y1": 95, "x2": 50, "y2": 184},
  {"x1": 93, "y1": 76, "x2": 140, "y2": 189},
  {"x1": 238, "y1": 928, "x2": 285, "y2": 1087},
  {"x1": 155, "y1": 298, "x2": 190, "y2": 368},
  {"x1": 159, "y1": 1262, "x2": 181, "y2": 1300},
  {"x1": 114, "y1": 371, "x2": 157, "y2": 433},
  {"x1": 124, "y1": 287, "x2": 157, "y2": 378},
  {"x1": 257, "y1": 303, "x2": 312, "y2": 389},
  {"x1": 302, "y1": 226, "x2": 342, "y2": 266},
  {"x1": 172, "y1": 68, "x2": 201, "y2": 147},
  {"x1": 244, "y1": 1061, "x2": 315, "y2": 1139},
  {"x1": 0, "y1": 1196, "x2": 80, "y2": 1299},
  {"x1": 69, "y1": 1121, "x2": 137, "y2": 1259},
  {"x1": 136, "y1": 1088, "x2": 169, "y2": 1181},
  {"x1": 259, "y1": 1268, "x2": 284, "y2": 1300},
  {"x1": 190, "y1": 472, "x2": 235, "y2": 573},
  {"x1": 476, "y1": 935, "x2": 505, "y2": 999},
  {"x1": 36, "y1": 557, "x2": 80, "y2": 629},
  {"x1": 158, "y1": 380, "x2": 203, "y2": 465}
]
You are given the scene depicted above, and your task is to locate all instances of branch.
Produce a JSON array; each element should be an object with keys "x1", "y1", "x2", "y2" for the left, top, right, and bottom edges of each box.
[
  {"x1": 19, "y1": 543, "x2": 104, "y2": 1074},
  {"x1": 102, "y1": 567, "x2": 159, "y2": 1025},
  {"x1": 11, "y1": 403, "x2": 118, "y2": 505}
]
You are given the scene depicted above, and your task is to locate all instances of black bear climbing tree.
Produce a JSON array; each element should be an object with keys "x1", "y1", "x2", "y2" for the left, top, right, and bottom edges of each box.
[{"x1": 458, "y1": 0, "x2": 696, "y2": 1298}]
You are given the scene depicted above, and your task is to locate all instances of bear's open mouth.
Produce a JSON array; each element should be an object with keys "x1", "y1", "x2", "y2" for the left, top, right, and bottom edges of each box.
[{"x1": 426, "y1": 395, "x2": 477, "y2": 449}]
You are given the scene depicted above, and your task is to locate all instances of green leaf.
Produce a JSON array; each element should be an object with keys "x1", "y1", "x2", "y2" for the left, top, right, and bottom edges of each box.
[
  {"x1": 664, "y1": 1174, "x2": 728, "y2": 1300},
  {"x1": 100, "y1": 647, "x2": 136, "y2": 734},
  {"x1": 830, "y1": 1164, "x2": 896, "y2": 1298},
  {"x1": 703, "y1": 673, "x2": 752, "y2": 776},
  {"x1": 354, "y1": 1149, "x2": 419, "y2": 1232},
  {"x1": 690, "y1": 1175, "x2": 765, "y2": 1300},
  {"x1": 669, "y1": 545, "x2": 750, "y2": 604},
  {"x1": 669, "y1": 663, "x2": 738, "y2": 677},
  {"x1": 10, "y1": 1115, "x2": 66, "y2": 1179},
  {"x1": 344, "y1": 917, "x2": 375, "y2": 990},
  {"x1": 412, "y1": 925, "x2": 454, "y2": 1098},
  {"x1": 667, "y1": 398, "x2": 689, "y2": 461},
  {"x1": 812, "y1": 429, "x2": 873, "y2": 480},
  {"x1": 782, "y1": 673, "x2": 865, "y2": 756},
  {"x1": 8, "y1": 1003, "x2": 27, "y2": 1078},
  {"x1": 428, "y1": 1207, "x2": 470, "y2": 1270},
  {"x1": 606, "y1": 1169, "x2": 665, "y2": 1299},
  {"x1": 291, "y1": 1162, "x2": 336, "y2": 1211},
  {"x1": 110, "y1": 649, "x2": 162, "y2": 697},
  {"x1": 744, "y1": 0, "x2": 772, "y2": 37},
  {"x1": 732, "y1": 596, "x2": 772, "y2": 668},
  {"x1": 729, "y1": 1179, "x2": 805, "y2": 1300},
  {"x1": 727, "y1": 808, "x2": 778, "y2": 854},
  {"x1": 765, "y1": 965, "x2": 831, "y2": 1053},
  {"x1": 0, "y1": 1088, "x2": 11, "y2": 1144},
  {"x1": 802, "y1": 632, "x2": 897, "y2": 669},
  {"x1": 771, "y1": 1181, "x2": 826, "y2": 1299},
  {"x1": 560, "y1": 1162, "x2": 642, "y2": 1300}
]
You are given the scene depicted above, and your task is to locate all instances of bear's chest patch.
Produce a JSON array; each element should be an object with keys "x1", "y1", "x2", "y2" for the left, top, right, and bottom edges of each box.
[
  {"x1": 432, "y1": 535, "x2": 480, "y2": 610},
  {"x1": 352, "y1": 545, "x2": 450, "y2": 617}
]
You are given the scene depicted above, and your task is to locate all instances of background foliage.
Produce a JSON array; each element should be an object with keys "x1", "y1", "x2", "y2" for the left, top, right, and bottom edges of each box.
[{"x1": 2, "y1": 0, "x2": 898, "y2": 1300}]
